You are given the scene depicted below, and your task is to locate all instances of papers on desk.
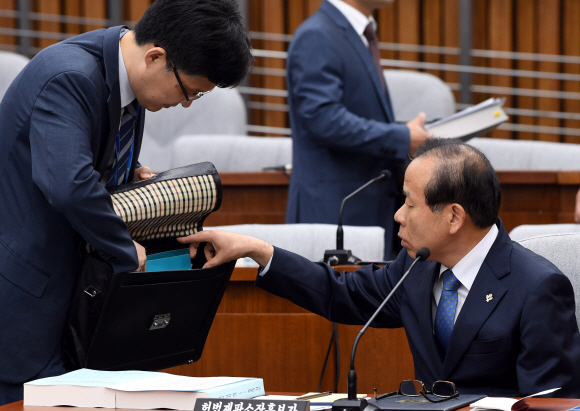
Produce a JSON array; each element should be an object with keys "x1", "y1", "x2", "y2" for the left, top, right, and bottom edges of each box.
[{"x1": 470, "y1": 387, "x2": 560, "y2": 411}]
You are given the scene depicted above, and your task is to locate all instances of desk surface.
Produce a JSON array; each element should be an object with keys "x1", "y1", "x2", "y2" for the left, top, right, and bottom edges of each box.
[{"x1": 2, "y1": 397, "x2": 580, "y2": 411}]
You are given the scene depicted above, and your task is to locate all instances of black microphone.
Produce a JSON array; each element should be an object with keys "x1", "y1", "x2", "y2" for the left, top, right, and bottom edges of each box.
[
  {"x1": 332, "y1": 247, "x2": 431, "y2": 411},
  {"x1": 324, "y1": 170, "x2": 392, "y2": 266}
]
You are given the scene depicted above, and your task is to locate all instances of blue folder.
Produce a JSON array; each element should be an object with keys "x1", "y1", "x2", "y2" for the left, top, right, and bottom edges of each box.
[{"x1": 147, "y1": 249, "x2": 191, "y2": 272}]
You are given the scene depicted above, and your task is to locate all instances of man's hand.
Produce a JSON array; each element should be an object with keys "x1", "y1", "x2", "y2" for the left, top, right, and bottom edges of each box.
[
  {"x1": 133, "y1": 240, "x2": 147, "y2": 272},
  {"x1": 134, "y1": 166, "x2": 153, "y2": 181},
  {"x1": 575, "y1": 188, "x2": 580, "y2": 223},
  {"x1": 177, "y1": 230, "x2": 274, "y2": 268},
  {"x1": 407, "y1": 112, "x2": 432, "y2": 156}
]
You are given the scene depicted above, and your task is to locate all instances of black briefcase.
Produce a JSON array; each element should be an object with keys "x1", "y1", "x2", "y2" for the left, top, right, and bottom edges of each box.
[{"x1": 61, "y1": 162, "x2": 235, "y2": 371}]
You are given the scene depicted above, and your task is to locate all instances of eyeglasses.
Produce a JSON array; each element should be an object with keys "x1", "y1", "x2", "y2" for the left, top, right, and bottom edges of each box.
[
  {"x1": 376, "y1": 380, "x2": 459, "y2": 403},
  {"x1": 168, "y1": 57, "x2": 211, "y2": 102}
]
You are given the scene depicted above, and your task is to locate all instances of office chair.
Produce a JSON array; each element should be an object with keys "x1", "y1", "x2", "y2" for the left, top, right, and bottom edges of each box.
[{"x1": 518, "y1": 233, "x2": 580, "y2": 328}]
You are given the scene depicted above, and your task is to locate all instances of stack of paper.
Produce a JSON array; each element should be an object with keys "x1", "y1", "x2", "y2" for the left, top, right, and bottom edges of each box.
[
  {"x1": 425, "y1": 97, "x2": 508, "y2": 141},
  {"x1": 24, "y1": 368, "x2": 265, "y2": 409}
]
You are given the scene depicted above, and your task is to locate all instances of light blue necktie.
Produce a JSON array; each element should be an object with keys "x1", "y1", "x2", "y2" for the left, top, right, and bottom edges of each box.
[{"x1": 434, "y1": 269, "x2": 460, "y2": 352}]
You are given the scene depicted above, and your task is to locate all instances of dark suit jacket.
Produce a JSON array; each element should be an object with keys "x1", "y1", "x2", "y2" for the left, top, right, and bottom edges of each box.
[
  {"x1": 256, "y1": 220, "x2": 580, "y2": 397},
  {"x1": 285, "y1": 0, "x2": 410, "y2": 256},
  {"x1": 0, "y1": 26, "x2": 144, "y2": 384}
]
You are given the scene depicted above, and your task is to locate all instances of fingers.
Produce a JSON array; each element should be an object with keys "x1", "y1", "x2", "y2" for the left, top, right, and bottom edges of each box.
[
  {"x1": 133, "y1": 240, "x2": 147, "y2": 272},
  {"x1": 416, "y1": 112, "x2": 426, "y2": 126},
  {"x1": 134, "y1": 166, "x2": 153, "y2": 181},
  {"x1": 203, "y1": 242, "x2": 220, "y2": 268},
  {"x1": 177, "y1": 231, "x2": 213, "y2": 259}
]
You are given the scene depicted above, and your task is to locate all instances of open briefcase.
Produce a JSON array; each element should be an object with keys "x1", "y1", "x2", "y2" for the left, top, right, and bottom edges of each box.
[{"x1": 61, "y1": 162, "x2": 235, "y2": 372}]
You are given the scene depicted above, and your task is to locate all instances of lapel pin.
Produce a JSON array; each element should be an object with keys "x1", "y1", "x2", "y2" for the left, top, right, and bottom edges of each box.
[{"x1": 485, "y1": 293, "x2": 493, "y2": 303}]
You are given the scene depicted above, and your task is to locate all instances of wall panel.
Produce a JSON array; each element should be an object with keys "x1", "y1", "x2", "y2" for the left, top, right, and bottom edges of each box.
[
  {"x1": 0, "y1": 0, "x2": 16, "y2": 47},
  {"x1": 1, "y1": 0, "x2": 579, "y2": 142},
  {"x1": 536, "y1": 0, "x2": 561, "y2": 142}
]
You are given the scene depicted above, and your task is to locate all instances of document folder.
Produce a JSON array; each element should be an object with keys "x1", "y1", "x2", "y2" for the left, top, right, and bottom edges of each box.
[
  {"x1": 367, "y1": 394, "x2": 486, "y2": 411},
  {"x1": 62, "y1": 162, "x2": 235, "y2": 371}
]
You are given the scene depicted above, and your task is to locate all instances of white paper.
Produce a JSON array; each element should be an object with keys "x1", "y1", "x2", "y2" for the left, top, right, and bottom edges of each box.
[
  {"x1": 111, "y1": 375, "x2": 249, "y2": 392},
  {"x1": 470, "y1": 387, "x2": 561, "y2": 411}
]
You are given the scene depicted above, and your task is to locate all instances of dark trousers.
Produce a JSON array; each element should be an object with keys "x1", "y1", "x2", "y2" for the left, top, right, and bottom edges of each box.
[{"x1": 0, "y1": 344, "x2": 67, "y2": 406}]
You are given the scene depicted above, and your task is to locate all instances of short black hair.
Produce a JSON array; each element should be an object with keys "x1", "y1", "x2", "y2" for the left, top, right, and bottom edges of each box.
[
  {"x1": 134, "y1": 0, "x2": 254, "y2": 88},
  {"x1": 413, "y1": 138, "x2": 501, "y2": 228}
]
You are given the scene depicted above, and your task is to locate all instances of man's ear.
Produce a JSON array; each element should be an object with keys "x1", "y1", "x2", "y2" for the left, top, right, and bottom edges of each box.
[
  {"x1": 144, "y1": 46, "x2": 166, "y2": 68},
  {"x1": 448, "y1": 203, "x2": 465, "y2": 235}
]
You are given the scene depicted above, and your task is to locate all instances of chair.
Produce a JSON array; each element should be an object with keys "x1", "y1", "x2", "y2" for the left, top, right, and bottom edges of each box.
[
  {"x1": 205, "y1": 224, "x2": 385, "y2": 262},
  {"x1": 510, "y1": 224, "x2": 580, "y2": 241},
  {"x1": 469, "y1": 137, "x2": 580, "y2": 170},
  {"x1": 0, "y1": 51, "x2": 30, "y2": 101},
  {"x1": 472, "y1": 138, "x2": 580, "y2": 241},
  {"x1": 139, "y1": 87, "x2": 247, "y2": 171},
  {"x1": 170, "y1": 135, "x2": 292, "y2": 172},
  {"x1": 517, "y1": 233, "x2": 580, "y2": 328},
  {"x1": 383, "y1": 69, "x2": 456, "y2": 123}
]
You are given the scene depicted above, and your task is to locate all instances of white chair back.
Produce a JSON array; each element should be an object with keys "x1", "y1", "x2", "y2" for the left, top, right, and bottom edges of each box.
[
  {"x1": 0, "y1": 51, "x2": 30, "y2": 101},
  {"x1": 140, "y1": 87, "x2": 247, "y2": 171},
  {"x1": 510, "y1": 224, "x2": 580, "y2": 242},
  {"x1": 518, "y1": 233, "x2": 580, "y2": 328},
  {"x1": 470, "y1": 137, "x2": 580, "y2": 170},
  {"x1": 171, "y1": 135, "x2": 291, "y2": 172},
  {"x1": 384, "y1": 69, "x2": 456, "y2": 122},
  {"x1": 206, "y1": 224, "x2": 385, "y2": 262}
]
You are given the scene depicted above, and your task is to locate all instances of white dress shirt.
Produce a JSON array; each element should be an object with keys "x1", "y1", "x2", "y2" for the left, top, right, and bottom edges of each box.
[
  {"x1": 118, "y1": 30, "x2": 136, "y2": 108},
  {"x1": 326, "y1": 0, "x2": 377, "y2": 48},
  {"x1": 432, "y1": 224, "x2": 499, "y2": 324}
]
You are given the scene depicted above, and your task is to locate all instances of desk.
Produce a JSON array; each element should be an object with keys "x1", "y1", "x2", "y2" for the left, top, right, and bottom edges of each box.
[
  {"x1": 3, "y1": 397, "x2": 580, "y2": 411},
  {"x1": 163, "y1": 266, "x2": 414, "y2": 394},
  {"x1": 205, "y1": 171, "x2": 580, "y2": 232}
]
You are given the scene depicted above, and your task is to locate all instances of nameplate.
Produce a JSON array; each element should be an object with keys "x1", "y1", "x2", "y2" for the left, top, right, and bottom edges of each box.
[{"x1": 194, "y1": 399, "x2": 310, "y2": 411}]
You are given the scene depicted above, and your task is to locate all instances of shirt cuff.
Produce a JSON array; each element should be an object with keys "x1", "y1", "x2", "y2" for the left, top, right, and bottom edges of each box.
[{"x1": 258, "y1": 252, "x2": 274, "y2": 277}]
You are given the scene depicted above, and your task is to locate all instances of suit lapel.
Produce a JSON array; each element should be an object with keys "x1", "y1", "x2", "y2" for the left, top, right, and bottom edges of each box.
[
  {"x1": 416, "y1": 261, "x2": 445, "y2": 370},
  {"x1": 440, "y1": 223, "x2": 512, "y2": 378},
  {"x1": 96, "y1": 25, "x2": 125, "y2": 179},
  {"x1": 319, "y1": 1, "x2": 394, "y2": 122}
]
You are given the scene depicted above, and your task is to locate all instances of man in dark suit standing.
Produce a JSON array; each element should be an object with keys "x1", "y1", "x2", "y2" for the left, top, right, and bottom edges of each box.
[
  {"x1": 0, "y1": 0, "x2": 252, "y2": 404},
  {"x1": 181, "y1": 138, "x2": 580, "y2": 397},
  {"x1": 285, "y1": 0, "x2": 430, "y2": 258}
]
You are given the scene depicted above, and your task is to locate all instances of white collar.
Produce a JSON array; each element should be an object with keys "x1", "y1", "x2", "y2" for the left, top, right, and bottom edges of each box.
[
  {"x1": 326, "y1": 0, "x2": 376, "y2": 38},
  {"x1": 118, "y1": 30, "x2": 136, "y2": 108},
  {"x1": 438, "y1": 224, "x2": 499, "y2": 292}
]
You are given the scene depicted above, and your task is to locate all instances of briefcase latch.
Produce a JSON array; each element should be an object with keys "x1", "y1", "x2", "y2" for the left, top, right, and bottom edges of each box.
[{"x1": 150, "y1": 313, "x2": 171, "y2": 330}]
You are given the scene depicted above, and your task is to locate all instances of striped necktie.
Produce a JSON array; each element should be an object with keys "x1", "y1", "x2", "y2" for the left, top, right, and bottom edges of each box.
[
  {"x1": 363, "y1": 22, "x2": 386, "y2": 91},
  {"x1": 107, "y1": 100, "x2": 138, "y2": 187},
  {"x1": 434, "y1": 269, "x2": 461, "y2": 352}
]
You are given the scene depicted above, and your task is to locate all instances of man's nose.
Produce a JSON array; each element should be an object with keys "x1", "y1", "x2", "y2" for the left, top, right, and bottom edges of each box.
[
  {"x1": 394, "y1": 205, "x2": 404, "y2": 224},
  {"x1": 181, "y1": 100, "x2": 193, "y2": 108}
]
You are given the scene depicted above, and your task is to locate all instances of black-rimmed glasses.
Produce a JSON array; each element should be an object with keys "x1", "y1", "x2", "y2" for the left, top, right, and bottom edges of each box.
[
  {"x1": 168, "y1": 57, "x2": 211, "y2": 102},
  {"x1": 376, "y1": 380, "x2": 459, "y2": 403}
]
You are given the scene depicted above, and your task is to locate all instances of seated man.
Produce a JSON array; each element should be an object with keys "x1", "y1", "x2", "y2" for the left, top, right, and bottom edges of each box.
[{"x1": 179, "y1": 139, "x2": 580, "y2": 397}]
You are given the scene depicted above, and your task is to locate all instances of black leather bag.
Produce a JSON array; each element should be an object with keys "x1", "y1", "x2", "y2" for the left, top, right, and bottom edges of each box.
[{"x1": 61, "y1": 162, "x2": 235, "y2": 371}]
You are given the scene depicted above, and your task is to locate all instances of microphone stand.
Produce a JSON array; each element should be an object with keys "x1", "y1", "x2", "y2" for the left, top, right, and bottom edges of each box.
[
  {"x1": 324, "y1": 170, "x2": 392, "y2": 266},
  {"x1": 331, "y1": 247, "x2": 431, "y2": 411}
]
